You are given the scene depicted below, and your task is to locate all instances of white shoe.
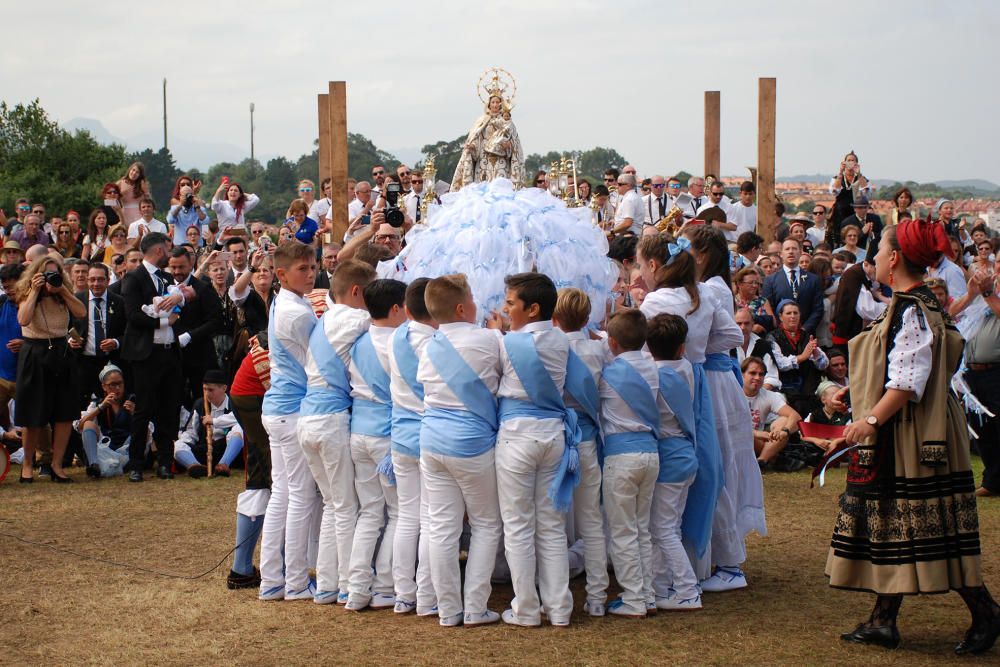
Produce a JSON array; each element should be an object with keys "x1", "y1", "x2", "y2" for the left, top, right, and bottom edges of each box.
[
  {"x1": 607, "y1": 598, "x2": 645, "y2": 618},
  {"x1": 285, "y1": 581, "x2": 317, "y2": 601},
  {"x1": 656, "y1": 594, "x2": 703, "y2": 611},
  {"x1": 501, "y1": 608, "x2": 541, "y2": 627},
  {"x1": 369, "y1": 592, "x2": 395, "y2": 609},
  {"x1": 700, "y1": 567, "x2": 748, "y2": 593},
  {"x1": 584, "y1": 600, "x2": 606, "y2": 617},
  {"x1": 336, "y1": 591, "x2": 349, "y2": 605},
  {"x1": 258, "y1": 585, "x2": 285, "y2": 601},
  {"x1": 394, "y1": 599, "x2": 416, "y2": 614},
  {"x1": 345, "y1": 594, "x2": 370, "y2": 611},
  {"x1": 416, "y1": 604, "x2": 439, "y2": 617},
  {"x1": 464, "y1": 610, "x2": 500, "y2": 626},
  {"x1": 313, "y1": 590, "x2": 339, "y2": 605},
  {"x1": 439, "y1": 612, "x2": 463, "y2": 627}
]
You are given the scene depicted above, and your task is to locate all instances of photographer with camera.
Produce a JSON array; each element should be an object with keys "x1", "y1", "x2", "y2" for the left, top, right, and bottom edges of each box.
[
  {"x1": 336, "y1": 174, "x2": 412, "y2": 272},
  {"x1": 168, "y1": 182, "x2": 208, "y2": 247},
  {"x1": 13, "y1": 254, "x2": 87, "y2": 483}
]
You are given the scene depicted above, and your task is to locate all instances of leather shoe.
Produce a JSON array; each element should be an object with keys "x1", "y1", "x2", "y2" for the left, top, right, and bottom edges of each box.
[
  {"x1": 128, "y1": 470, "x2": 144, "y2": 483},
  {"x1": 955, "y1": 615, "x2": 1000, "y2": 655},
  {"x1": 156, "y1": 465, "x2": 174, "y2": 480},
  {"x1": 840, "y1": 623, "x2": 900, "y2": 649},
  {"x1": 975, "y1": 487, "x2": 996, "y2": 498}
]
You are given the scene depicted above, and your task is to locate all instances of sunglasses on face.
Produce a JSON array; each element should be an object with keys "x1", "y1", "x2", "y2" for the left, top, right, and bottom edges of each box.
[
  {"x1": 58, "y1": 230, "x2": 71, "y2": 235},
  {"x1": 299, "y1": 187, "x2": 313, "y2": 193},
  {"x1": 372, "y1": 170, "x2": 384, "y2": 176},
  {"x1": 252, "y1": 229, "x2": 264, "y2": 235},
  {"x1": 18, "y1": 205, "x2": 30, "y2": 211},
  {"x1": 603, "y1": 178, "x2": 614, "y2": 183},
  {"x1": 711, "y1": 192, "x2": 723, "y2": 197},
  {"x1": 411, "y1": 179, "x2": 423, "y2": 184},
  {"x1": 33, "y1": 210, "x2": 44, "y2": 215},
  {"x1": 399, "y1": 172, "x2": 410, "y2": 177},
  {"x1": 535, "y1": 180, "x2": 545, "y2": 185},
  {"x1": 668, "y1": 184, "x2": 680, "y2": 189},
  {"x1": 651, "y1": 184, "x2": 665, "y2": 189},
  {"x1": 813, "y1": 210, "x2": 824, "y2": 215}
]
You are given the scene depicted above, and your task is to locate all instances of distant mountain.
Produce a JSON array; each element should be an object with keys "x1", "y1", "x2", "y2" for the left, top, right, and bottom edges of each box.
[
  {"x1": 934, "y1": 179, "x2": 1000, "y2": 192},
  {"x1": 63, "y1": 117, "x2": 124, "y2": 146}
]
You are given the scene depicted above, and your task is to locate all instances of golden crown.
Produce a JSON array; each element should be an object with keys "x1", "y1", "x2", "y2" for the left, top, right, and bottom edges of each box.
[{"x1": 477, "y1": 67, "x2": 517, "y2": 111}]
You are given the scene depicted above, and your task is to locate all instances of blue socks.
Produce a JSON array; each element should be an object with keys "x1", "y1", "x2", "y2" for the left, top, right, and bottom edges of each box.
[
  {"x1": 175, "y1": 449, "x2": 199, "y2": 469},
  {"x1": 234, "y1": 512, "x2": 264, "y2": 575},
  {"x1": 82, "y1": 427, "x2": 99, "y2": 466},
  {"x1": 221, "y1": 434, "x2": 244, "y2": 467}
]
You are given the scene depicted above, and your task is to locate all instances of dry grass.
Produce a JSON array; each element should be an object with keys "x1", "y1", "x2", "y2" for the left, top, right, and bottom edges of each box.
[{"x1": 1, "y1": 460, "x2": 998, "y2": 666}]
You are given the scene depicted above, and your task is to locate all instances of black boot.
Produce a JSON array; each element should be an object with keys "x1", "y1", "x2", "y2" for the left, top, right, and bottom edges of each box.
[
  {"x1": 840, "y1": 594, "x2": 902, "y2": 650},
  {"x1": 956, "y1": 586, "x2": 1000, "y2": 655}
]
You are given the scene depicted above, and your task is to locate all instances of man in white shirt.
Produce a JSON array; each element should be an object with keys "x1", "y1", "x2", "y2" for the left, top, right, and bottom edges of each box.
[
  {"x1": 683, "y1": 176, "x2": 707, "y2": 221},
  {"x1": 698, "y1": 181, "x2": 733, "y2": 217},
  {"x1": 343, "y1": 181, "x2": 375, "y2": 242},
  {"x1": 806, "y1": 204, "x2": 828, "y2": 247},
  {"x1": 404, "y1": 170, "x2": 426, "y2": 223},
  {"x1": 127, "y1": 197, "x2": 167, "y2": 239},
  {"x1": 612, "y1": 174, "x2": 644, "y2": 236},
  {"x1": 642, "y1": 175, "x2": 671, "y2": 227},
  {"x1": 726, "y1": 181, "x2": 758, "y2": 239},
  {"x1": 929, "y1": 253, "x2": 969, "y2": 299}
]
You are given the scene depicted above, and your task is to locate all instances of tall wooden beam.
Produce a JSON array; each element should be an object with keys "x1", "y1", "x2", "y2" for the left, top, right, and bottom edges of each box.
[
  {"x1": 317, "y1": 93, "x2": 331, "y2": 191},
  {"x1": 704, "y1": 91, "x2": 720, "y2": 179},
  {"x1": 328, "y1": 81, "x2": 349, "y2": 244},
  {"x1": 757, "y1": 78, "x2": 777, "y2": 242}
]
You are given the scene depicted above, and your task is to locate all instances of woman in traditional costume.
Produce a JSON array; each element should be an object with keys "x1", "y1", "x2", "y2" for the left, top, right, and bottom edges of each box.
[{"x1": 829, "y1": 219, "x2": 1000, "y2": 654}]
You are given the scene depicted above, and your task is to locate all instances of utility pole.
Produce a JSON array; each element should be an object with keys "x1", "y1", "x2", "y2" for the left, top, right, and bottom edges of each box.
[
  {"x1": 162, "y1": 78, "x2": 168, "y2": 150},
  {"x1": 249, "y1": 102, "x2": 255, "y2": 164}
]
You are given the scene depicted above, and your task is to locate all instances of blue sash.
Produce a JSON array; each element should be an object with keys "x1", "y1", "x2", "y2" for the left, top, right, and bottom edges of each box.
[
  {"x1": 391, "y1": 406, "x2": 421, "y2": 458},
  {"x1": 705, "y1": 351, "x2": 743, "y2": 387},
  {"x1": 262, "y1": 301, "x2": 312, "y2": 416},
  {"x1": 350, "y1": 332, "x2": 391, "y2": 438},
  {"x1": 301, "y1": 312, "x2": 353, "y2": 417},
  {"x1": 419, "y1": 331, "x2": 497, "y2": 458},
  {"x1": 501, "y1": 332, "x2": 581, "y2": 512},
  {"x1": 656, "y1": 367, "x2": 699, "y2": 484},
  {"x1": 392, "y1": 322, "x2": 424, "y2": 402},
  {"x1": 681, "y1": 362, "x2": 725, "y2": 558},
  {"x1": 564, "y1": 349, "x2": 602, "y2": 448},
  {"x1": 601, "y1": 358, "x2": 660, "y2": 459}
]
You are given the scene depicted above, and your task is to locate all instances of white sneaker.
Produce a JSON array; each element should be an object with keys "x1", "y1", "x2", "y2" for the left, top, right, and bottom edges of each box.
[
  {"x1": 285, "y1": 581, "x2": 317, "y2": 601},
  {"x1": 439, "y1": 612, "x2": 463, "y2": 627},
  {"x1": 416, "y1": 604, "x2": 439, "y2": 617},
  {"x1": 258, "y1": 585, "x2": 285, "y2": 601},
  {"x1": 336, "y1": 591, "x2": 349, "y2": 605},
  {"x1": 464, "y1": 610, "x2": 500, "y2": 626},
  {"x1": 656, "y1": 594, "x2": 703, "y2": 611},
  {"x1": 345, "y1": 594, "x2": 370, "y2": 611},
  {"x1": 584, "y1": 600, "x2": 606, "y2": 617},
  {"x1": 394, "y1": 599, "x2": 416, "y2": 614},
  {"x1": 700, "y1": 568, "x2": 748, "y2": 593},
  {"x1": 501, "y1": 608, "x2": 541, "y2": 627},
  {"x1": 369, "y1": 592, "x2": 395, "y2": 609},
  {"x1": 607, "y1": 598, "x2": 645, "y2": 618},
  {"x1": 313, "y1": 590, "x2": 339, "y2": 605}
]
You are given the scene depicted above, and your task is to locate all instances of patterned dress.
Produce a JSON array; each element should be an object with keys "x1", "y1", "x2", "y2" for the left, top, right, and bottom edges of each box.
[{"x1": 826, "y1": 286, "x2": 983, "y2": 594}]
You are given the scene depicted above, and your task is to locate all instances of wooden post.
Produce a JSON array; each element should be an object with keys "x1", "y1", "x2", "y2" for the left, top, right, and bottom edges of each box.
[
  {"x1": 757, "y1": 78, "x2": 777, "y2": 242},
  {"x1": 328, "y1": 81, "x2": 349, "y2": 244},
  {"x1": 317, "y1": 93, "x2": 331, "y2": 190},
  {"x1": 704, "y1": 91, "x2": 720, "y2": 179}
]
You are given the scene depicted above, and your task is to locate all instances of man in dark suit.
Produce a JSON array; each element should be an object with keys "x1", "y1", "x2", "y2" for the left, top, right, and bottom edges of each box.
[
  {"x1": 313, "y1": 243, "x2": 340, "y2": 291},
  {"x1": 120, "y1": 232, "x2": 191, "y2": 482},
  {"x1": 831, "y1": 192, "x2": 883, "y2": 251},
  {"x1": 167, "y1": 246, "x2": 223, "y2": 408},
  {"x1": 69, "y1": 262, "x2": 126, "y2": 404},
  {"x1": 108, "y1": 249, "x2": 144, "y2": 297},
  {"x1": 762, "y1": 238, "x2": 825, "y2": 335}
]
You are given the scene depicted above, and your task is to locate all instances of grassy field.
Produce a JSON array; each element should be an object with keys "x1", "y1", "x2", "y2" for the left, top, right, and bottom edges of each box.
[{"x1": 1, "y1": 460, "x2": 998, "y2": 666}]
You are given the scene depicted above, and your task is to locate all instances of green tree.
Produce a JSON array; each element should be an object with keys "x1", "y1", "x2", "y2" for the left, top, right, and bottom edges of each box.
[
  {"x1": 420, "y1": 135, "x2": 464, "y2": 188},
  {"x1": 0, "y1": 99, "x2": 129, "y2": 219},
  {"x1": 348, "y1": 133, "x2": 399, "y2": 182}
]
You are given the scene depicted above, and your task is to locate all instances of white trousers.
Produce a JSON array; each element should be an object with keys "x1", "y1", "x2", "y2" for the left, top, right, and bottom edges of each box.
[
  {"x1": 348, "y1": 433, "x2": 397, "y2": 599},
  {"x1": 496, "y1": 430, "x2": 573, "y2": 624},
  {"x1": 421, "y1": 448, "x2": 501, "y2": 618},
  {"x1": 260, "y1": 414, "x2": 316, "y2": 592},
  {"x1": 651, "y1": 475, "x2": 698, "y2": 600},
  {"x1": 571, "y1": 439, "x2": 608, "y2": 604},
  {"x1": 391, "y1": 450, "x2": 435, "y2": 607},
  {"x1": 602, "y1": 452, "x2": 658, "y2": 615},
  {"x1": 297, "y1": 412, "x2": 355, "y2": 594}
]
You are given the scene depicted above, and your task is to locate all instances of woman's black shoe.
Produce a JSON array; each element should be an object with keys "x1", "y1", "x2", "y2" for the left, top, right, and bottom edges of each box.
[
  {"x1": 19, "y1": 475, "x2": 33, "y2": 484},
  {"x1": 86, "y1": 464, "x2": 101, "y2": 479},
  {"x1": 840, "y1": 623, "x2": 900, "y2": 649},
  {"x1": 955, "y1": 615, "x2": 1000, "y2": 655},
  {"x1": 52, "y1": 472, "x2": 74, "y2": 484}
]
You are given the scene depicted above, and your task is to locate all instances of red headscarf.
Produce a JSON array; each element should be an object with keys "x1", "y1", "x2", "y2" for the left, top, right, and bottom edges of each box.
[{"x1": 896, "y1": 216, "x2": 953, "y2": 269}]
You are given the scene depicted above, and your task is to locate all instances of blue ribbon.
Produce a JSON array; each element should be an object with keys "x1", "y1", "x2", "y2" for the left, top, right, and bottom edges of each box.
[
  {"x1": 392, "y1": 322, "x2": 424, "y2": 401},
  {"x1": 668, "y1": 236, "x2": 691, "y2": 262},
  {"x1": 300, "y1": 311, "x2": 353, "y2": 417},
  {"x1": 656, "y1": 366, "x2": 699, "y2": 484},
  {"x1": 680, "y1": 362, "x2": 724, "y2": 558},
  {"x1": 705, "y1": 351, "x2": 743, "y2": 387},
  {"x1": 262, "y1": 300, "x2": 314, "y2": 417}
]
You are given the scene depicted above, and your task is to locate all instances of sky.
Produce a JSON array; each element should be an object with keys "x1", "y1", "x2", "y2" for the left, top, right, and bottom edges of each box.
[{"x1": 3, "y1": 0, "x2": 999, "y2": 184}]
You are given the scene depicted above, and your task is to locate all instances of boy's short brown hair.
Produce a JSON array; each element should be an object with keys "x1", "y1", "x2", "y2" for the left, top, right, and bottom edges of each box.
[
  {"x1": 273, "y1": 240, "x2": 315, "y2": 271},
  {"x1": 554, "y1": 288, "x2": 591, "y2": 332},
  {"x1": 424, "y1": 274, "x2": 471, "y2": 323},
  {"x1": 606, "y1": 308, "x2": 647, "y2": 352},
  {"x1": 331, "y1": 259, "x2": 376, "y2": 300}
]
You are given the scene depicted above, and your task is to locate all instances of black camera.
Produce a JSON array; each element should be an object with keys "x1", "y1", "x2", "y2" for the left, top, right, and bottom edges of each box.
[
  {"x1": 183, "y1": 194, "x2": 195, "y2": 208},
  {"x1": 384, "y1": 182, "x2": 404, "y2": 228},
  {"x1": 43, "y1": 270, "x2": 63, "y2": 288}
]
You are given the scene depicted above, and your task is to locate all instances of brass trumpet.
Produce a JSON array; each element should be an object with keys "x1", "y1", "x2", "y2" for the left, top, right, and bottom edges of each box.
[{"x1": 655, "y1": 206, "x2": 684, "y2": 235}]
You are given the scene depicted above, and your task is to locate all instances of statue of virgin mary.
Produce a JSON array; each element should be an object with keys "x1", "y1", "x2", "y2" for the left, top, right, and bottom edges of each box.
[{"x1": 450, "y1": 69, "x2": 525, "y2": 191}]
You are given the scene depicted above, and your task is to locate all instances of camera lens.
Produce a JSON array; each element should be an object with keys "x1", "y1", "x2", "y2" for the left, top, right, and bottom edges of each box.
[
  {"x1": 44, "y1": 271, "x2": 63, "y2": 288},
  {"x1": 385, "y1": 207, "x2": 405, "y2": 228}
]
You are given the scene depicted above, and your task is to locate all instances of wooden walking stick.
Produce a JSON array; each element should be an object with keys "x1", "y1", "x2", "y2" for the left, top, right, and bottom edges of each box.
[{"x1": 203, "y1": 386, "x2": 214, "y2": 478}]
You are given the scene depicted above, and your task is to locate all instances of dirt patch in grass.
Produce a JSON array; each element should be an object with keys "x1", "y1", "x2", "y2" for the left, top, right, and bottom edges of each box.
[{"x1": 1, "y1": 461, "x2": 998, "y2": 665}]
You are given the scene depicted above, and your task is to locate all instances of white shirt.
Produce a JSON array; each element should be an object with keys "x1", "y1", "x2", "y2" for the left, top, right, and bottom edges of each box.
[
  {"x1": 127, "y1": 217, "x2": 167, "y2": 239},
  {"x1": 806, "y1": 225, "x2": 826, "y2": 246},
  {"x1": 143, "y1": 259, "x2": 176, "y2": 345},
  {"x1": 404, "y1": 190, "x2": 423, "y2": 223},
  {"x1": 640, "y1": 283, "x2": 742, "y2": 363},
  {"x1": 659, "y1": 357, "x2": 694, "y2": 399},
  {"x1": 737, "y1": 333, "x2": 781, "y2": 390},
  {"x1": 270, "y1": 288, "x2": 318, "y2": 383},
  {"x1": 303, "y1": 303, "x2": 370, "y2": 390},
  {"x1": 178, "y1": 396, "x2": 239, "y2": 447},
  {"x1": 885, "y1": 306, "x2": 933, "y2": 400},
  {"x1": 642, "y1": 193, "x2": 671, "y2": 226},
  {"x1": 599, "y1": 351, "x2": 659, "y2": 437},
  {"x1": 613, "y1": 189, "x2": 645, "y2": 235},
  {"x1": 309, "y1": 197, "x2": 331, "y2": 223},
  {"x1": 388, "y1": 320, "x2": 436, "y2": 416},
  {"x1": 348, "y1": 324, "x2": 395, "y2": 404},
  {"x1": 497, "y1": 320, "x2": 568, "y2": 439},
  {"x1": 418, "y1": 321, "x2": 503, "y2": 413},
  {"x1": 929, "y1": 257, "x2": 968, "y2": 299},
  {"x1": 83, "y1": 290, "x2": 110, "y2": 357},
  {"x1": 211, "y1": 193, "x2": 260, "y2": 233},
  {"x1": 746, "y1": 387, "x2": 786, "y2": 431},
  {"x1": 855, "y1": 287, "x2": 887, "y2": 321},
  {"x1": 770, "y1": 336, "x2": 830, "y2": 372},
  {"x1": 727, "y1": 202, "x2": 757, "y2": 240}
]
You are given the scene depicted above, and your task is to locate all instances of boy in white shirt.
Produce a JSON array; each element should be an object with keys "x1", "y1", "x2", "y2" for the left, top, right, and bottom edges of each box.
[
  {"x1": 387, "y1": 278, "x2": 438, "y2": 615},
  {"x1": 552, "y1": 288, "x2": 608, "y2": 617},
  {"x1": 345, "y1": 278, "x2": 408, "y2": 611},
  {"x1": 599, "y1": 309, "x2": 660, "y2": 618},
  {"x1": 297, "y1": 259, "x2": 374, "y2": 604},
  {"x1": 258, "y1": 242, "x2": 320, "y2": 602},
  {"x1": 418, "y1": 274, "x2": 504, "y2": 627},
  {"x1": 646, "y1": 314, "x2": 701, "y2": 611}
]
